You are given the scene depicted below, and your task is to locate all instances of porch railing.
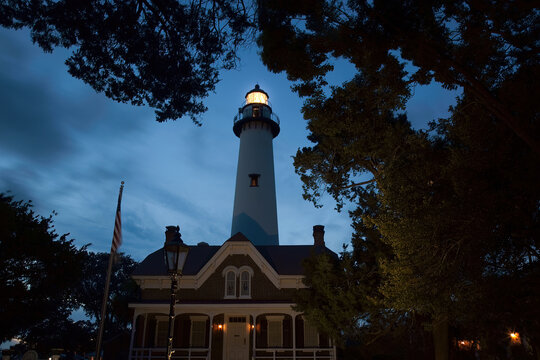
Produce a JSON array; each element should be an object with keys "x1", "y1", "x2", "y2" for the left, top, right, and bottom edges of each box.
[
  {"x1": 253, "y1": 347, "x2": 336, "y2": 360},
  {"x1": 130, "y1": 347, "x2": 209, "y2": 360}
]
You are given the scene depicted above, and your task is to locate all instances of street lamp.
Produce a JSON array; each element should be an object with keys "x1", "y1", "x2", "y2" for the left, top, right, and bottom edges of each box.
[{"x1": 163, "y1": 225, "x2": 189, "y2": 360}]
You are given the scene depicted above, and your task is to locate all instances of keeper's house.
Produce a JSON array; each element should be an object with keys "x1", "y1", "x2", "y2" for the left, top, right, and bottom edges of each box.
[{"x1": 128, "y1": 85, "x2": 337, "y2": 360}]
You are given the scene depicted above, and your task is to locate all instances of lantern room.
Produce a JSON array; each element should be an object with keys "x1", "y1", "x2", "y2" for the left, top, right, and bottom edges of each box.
[
  {"x1": 245, "y1": 85, "x2": 269, "y2": 105},
  {"x1": 233, "y1": 84, "x2": 280, "y2": 138}
]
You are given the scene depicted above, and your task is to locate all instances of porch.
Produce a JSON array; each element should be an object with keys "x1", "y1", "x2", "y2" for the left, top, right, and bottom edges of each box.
[{"x1": 128, "y1": 303, "x2": 336, "y2": 360}]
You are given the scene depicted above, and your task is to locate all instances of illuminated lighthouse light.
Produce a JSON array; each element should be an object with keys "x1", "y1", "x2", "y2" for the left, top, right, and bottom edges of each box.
[{"x1": 246, "y1": 90, "x2": 268, "y2": 105}]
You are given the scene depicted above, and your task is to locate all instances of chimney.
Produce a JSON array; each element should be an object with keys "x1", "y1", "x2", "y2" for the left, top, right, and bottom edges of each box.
[
  {"x1": 165, "y1": 225, "x2": 180, "y2": 242},
  {"x1": 313, "y1": 225, "x2": 325, "y2": 247}
]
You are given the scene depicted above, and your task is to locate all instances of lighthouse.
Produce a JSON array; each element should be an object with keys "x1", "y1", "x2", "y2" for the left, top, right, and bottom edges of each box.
[{"x1": 231, "y1": 85, "x2": 280, "y2": 246}]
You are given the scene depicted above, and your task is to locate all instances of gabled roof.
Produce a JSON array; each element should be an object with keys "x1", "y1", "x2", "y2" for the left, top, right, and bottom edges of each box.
[
  {"x1": 132, "y1": 245, "x2": 220, "y2": 276},
  {"x1": 256, "y1": 245, "x2": 333, "y2": 275},
  {"x1": 132, "y1": 232, "x2": 336, "y2": 277}
]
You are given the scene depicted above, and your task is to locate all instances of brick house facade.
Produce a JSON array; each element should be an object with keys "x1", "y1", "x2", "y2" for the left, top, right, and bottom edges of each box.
[{"x1": 128, "y1": 230, "x2": 336, "y2": 360}]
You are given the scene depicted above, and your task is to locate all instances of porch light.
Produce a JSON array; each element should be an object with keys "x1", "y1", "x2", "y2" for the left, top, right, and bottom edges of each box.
[
  {"x1": 509, "y1": 332, "x2": 521, "y2": 344},
  {"x1": 163, "y1": 226, "x2": 190, "y2": 360}
]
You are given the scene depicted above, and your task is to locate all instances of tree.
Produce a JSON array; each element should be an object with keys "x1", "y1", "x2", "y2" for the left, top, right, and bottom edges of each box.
[
  {"x1": 75, "y1": 251, "x2": 139, "y2": 340},
  {"x1": 257, "y1": 0, "x2": 539, "y2": 154},
  {"x1": 255, "y1": 2, "x2": 539, "y2": 358},
  {"x1": 0, "y1": 193, "x2": 86, "y2": 343},
  {"x1": 0, "y1": 0, "x2": 254, "y2": 123},
  {"x1": 292, "y1": 77, "x2": 539, "y2": 359}
]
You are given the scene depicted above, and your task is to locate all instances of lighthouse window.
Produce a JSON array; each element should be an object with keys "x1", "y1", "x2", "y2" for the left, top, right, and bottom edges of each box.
[
  {"x1": 249, "y1": 174, "x2": 260, "y2": 187},
  {"x1": 252, "y1": 106, "x2": 260, "y2": 117}
]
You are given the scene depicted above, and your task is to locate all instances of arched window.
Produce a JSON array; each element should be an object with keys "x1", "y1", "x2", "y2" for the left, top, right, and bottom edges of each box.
[
  {"x1": 240, "y1": 270, "x2": 250, "y2": 297},
  {"x1": 238, "y1": 266, "x2": 253, "y2": 298},
  {"x1": 226, "y1": 270, "x2": 236, "y2": 297}
]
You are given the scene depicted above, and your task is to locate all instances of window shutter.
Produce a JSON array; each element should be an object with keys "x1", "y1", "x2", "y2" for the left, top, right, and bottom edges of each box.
[
  {"x1": 181, "y1": 317, "x2": 191, "y2": 347},
  {"x1": 295, "y1": 316, "x2": 304, "y2": 348},
  {"x1": 173, "y1": 316, "x2": 182, "y2": 347},
  {"x1": 205, "y1": 319, "x2": 210, "y2": 347},
  {"x1": 147, "y1": 318, "x2": 157, "y2": 348},
  {"x1": 267, "y1": 320, "x2": 282, "y2": 347},
  {"x1": 283, "y1": 316, "x2": 291, "y2": 348},
  {"x1": 320, "y1": 332, "x2": 329, "y2": 347},
  {"x1": 257, "y1": 317, "x2": 268, "y2": 348},
  {"x1": 135, "y1": 315, "x2": 145, "y2": 347}
]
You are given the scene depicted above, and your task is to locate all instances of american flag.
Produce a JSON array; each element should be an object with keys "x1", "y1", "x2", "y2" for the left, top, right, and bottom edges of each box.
[{"x1": 111, "y1": 182, "x2": 124, "y2": 253}]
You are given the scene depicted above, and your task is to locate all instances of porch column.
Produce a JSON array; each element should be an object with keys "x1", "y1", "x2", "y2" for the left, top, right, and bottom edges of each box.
[
  {"x1": 251, "y1": 313, "x2": 256, "y2": 360},
  {"x1": 292, "y1": 313, "x2": 296, "y2": 360},
  {"x1": 142, "y1": 313, "x2": 148, "y2": 348},
  {"x1": 208, "y1": 314, "x2": 214, "y2": 360},
  {"x1": 250, "y1": 313, "x2": 257, "y2": 360},
  {"x1": 128, "y1": 310, "x2": 139, "y2": 360}
]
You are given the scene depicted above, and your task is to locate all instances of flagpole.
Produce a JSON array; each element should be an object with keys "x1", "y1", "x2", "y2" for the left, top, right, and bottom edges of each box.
[{"x1": 95, "y1": 181, "x2": 124, "y2": 360}]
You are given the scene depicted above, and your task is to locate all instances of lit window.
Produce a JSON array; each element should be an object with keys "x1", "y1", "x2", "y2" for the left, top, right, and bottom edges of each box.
[
  {"x1": 303, "y1": 318, "x2": 319, "y2": 347},
  {"x1": 226, "y1": 270, "x2": 236, "y2": 297},
  {"x1": 252, "y1": 106, "x2": 260, "y2": 117},
  {"x1": 190, "y1": 316, "x2": 207, "y2": 347},
  {"x1": 267, "y1": 316, "x2": 283, "y2": 347},
  {"x1": 249, "y1": 174, "x2": 260, "y2": 187},
  {"x1": 240, "y1": 271, "x2": 250, "y2": 297}
]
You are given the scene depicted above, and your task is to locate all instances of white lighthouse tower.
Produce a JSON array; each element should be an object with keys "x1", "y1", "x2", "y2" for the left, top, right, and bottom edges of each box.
[{"x1": 231, "y1": 85, "x2": 280, "y2": 246}]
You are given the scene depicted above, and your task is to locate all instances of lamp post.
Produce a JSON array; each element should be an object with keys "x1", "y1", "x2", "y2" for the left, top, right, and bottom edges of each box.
[{"x1": 163, "y1": 226, "x2": 189, "y2": 360}]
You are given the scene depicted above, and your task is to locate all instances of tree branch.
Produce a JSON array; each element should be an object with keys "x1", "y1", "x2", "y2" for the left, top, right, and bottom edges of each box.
[{"x1": 338, "y1": 178, "x2": 376, "y2": 190}]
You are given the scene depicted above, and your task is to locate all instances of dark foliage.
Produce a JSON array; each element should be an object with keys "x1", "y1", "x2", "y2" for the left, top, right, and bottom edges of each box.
[
  {"x1": 0, "y1": 0, "x2": 254, "y2": 123},
  {"x1": 259, "y1": 1, "x2": 540, "y2": 358},
  {"x1": 258, "y1": 0, "x2": 539, "y2": 153},
  {"x1": 0, "y1": 193, "x2": 140, "y2": 355},
  {"x1": 0, "y1": 193, "x2": 86, "y2": 343},
  {"x1": 76, "y1": 251, "x2": 140, "y2": 340}
]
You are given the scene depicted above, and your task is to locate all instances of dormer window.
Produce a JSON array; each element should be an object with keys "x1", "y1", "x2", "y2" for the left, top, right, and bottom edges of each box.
[
  {"x1": 240, "y1": 271, "x2": 250, "y2": 297},
  {"x1": 226, "y1": 270, "x2": 236, "y2": 297},
  {"x1": 222, "y1": 265, "x2": 253, "y2": 299},
  {"x1": 249, "y1": 174, "x2": 260, "y2": 187},
  {"x1": 238, "y1": 266, "x2": 253, "y2": 298}
]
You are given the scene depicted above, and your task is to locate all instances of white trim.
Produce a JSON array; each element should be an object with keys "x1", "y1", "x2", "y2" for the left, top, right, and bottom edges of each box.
[
  {"x1": 134, "y1": 241, "x2": 304, "y2": 290},
  {"x1": 221, "y1": 265, "x2": 239, "y2": 277},
  {"x1": 128, "y1": 302, "x2": 299, "y2": 320},
  {"x1": 238, "y1": 265, "x2": 254, "y2": 276},
  {"x1": 198, "y1": 241, "x2": 280, "y2": 288},
  {"x1": 133, "y1": 272, "x2": 306, "y2": 290}
]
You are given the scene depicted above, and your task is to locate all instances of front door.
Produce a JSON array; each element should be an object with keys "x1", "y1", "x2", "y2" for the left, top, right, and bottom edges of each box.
[{"x1": 226, "y1": 316, "x2": 248, "y2": 360}]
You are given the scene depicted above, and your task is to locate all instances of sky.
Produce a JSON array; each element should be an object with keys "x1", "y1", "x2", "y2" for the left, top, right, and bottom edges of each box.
[{"x1": 0, "y1": 27, "x2": 459, "y2": 260}]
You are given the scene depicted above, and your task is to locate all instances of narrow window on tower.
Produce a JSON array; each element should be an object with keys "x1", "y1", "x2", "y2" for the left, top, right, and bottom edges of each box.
[{"x1": 249, "y1": 174, "x2": 260, "y2": 187}]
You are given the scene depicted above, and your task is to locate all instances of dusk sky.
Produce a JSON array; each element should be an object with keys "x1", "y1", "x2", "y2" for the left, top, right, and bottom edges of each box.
[{"x1": 0, "y1": 27, "x2": 459, "y2": 260}]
